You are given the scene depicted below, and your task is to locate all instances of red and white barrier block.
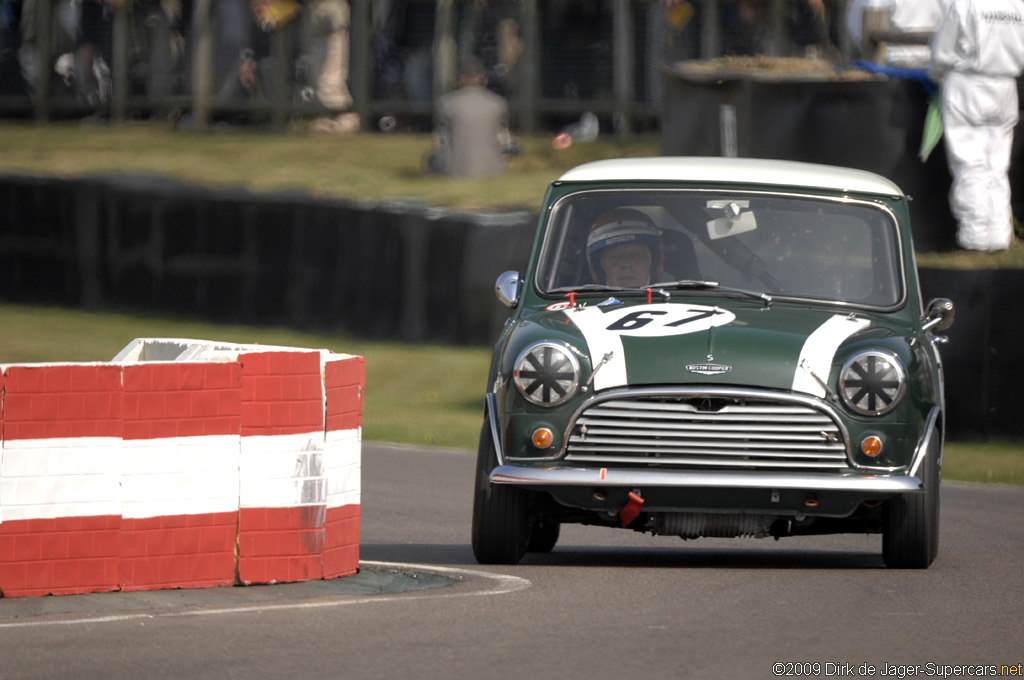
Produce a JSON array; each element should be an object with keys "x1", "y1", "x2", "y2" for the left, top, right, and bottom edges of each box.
[{"x1": 0, "y1": 339, "x2": 364, "y2": 598}]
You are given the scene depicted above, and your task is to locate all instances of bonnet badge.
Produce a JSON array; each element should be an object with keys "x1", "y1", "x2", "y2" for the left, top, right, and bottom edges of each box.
[{"x1": 686, "y1": 363, "x2": 732, "y2": 376}]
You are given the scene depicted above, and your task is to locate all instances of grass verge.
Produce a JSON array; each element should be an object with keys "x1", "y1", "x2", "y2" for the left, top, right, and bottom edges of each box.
[
  {"x1": 0, "y1": 303, "x2": 490, "y2": 450},
  {"x1": 1, "y1": 303, "x2": 1021, "y2": 483},
  {"x1": 943, "y1": 442, "x2": 1024, "y2": 486},
  {"x1": 0, "y1": 121, "x2": 660, "y2": 212}
]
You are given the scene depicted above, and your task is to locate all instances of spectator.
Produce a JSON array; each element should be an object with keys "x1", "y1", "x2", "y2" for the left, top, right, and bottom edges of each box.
[
  {"x1": 454, "y1": 0, "x2": 522, "y2": 99},
  {"x1": 214, "y1": 0, "x2": 253, "y2": 96},
  {"x1": 133, "y1": 0, "x2": 186, "y2": 103},
  {"x1": 723, "y1": 0, "x2": 829, "y2": 57},
  {"x1": 74, "y1": 0, "x2": 114, "y2": 108},
  {"x1": 219, "y1": 46, "x2": 263, "y2": 101},
  {"x1": 214, "y1": 0, "x2": 293, "y2": 120},
  {"x1": 426, "y1": 56, "x2": 511, "y2": 178},
  {"x1": 34, "y1": 0, "x2": 114, "y2": 108},
  {"x1": 306, "y1": 0, "x2": 360, "y2": 134},
  {"x1": 929, "y1": 0, "x2": 1024, "y2": 251},
  {"x1": 372, "y1": 0, "x2": 434, "y2": 106},
  {"x1": 787, "y1": 0, "x2": 830, "y2": 57},
  {"x1": 19, "y1": 0, "x2": 78, "y2": 99},
  {"x1": 648, "y1": 0, "x2": 701, "y2": 105}
]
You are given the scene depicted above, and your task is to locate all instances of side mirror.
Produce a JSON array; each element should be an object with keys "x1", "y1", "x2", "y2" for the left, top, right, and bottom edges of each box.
[
  {"x1": 495, "y1": 270, "x2": 522, "y2": 308},
  {"x1": 922, "y1": 297, "x2": 955, "y2": 333}
]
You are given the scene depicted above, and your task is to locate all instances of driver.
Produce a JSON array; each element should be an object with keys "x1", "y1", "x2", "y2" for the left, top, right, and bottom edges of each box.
[{"x1": 586, "y1": 208, "x2": 664, "y2": 287}]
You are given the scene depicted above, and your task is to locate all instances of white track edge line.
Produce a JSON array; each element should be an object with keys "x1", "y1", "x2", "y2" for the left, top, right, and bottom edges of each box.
[{"x1": 0, "y1": 561, "x2": 531, "y2": 629}]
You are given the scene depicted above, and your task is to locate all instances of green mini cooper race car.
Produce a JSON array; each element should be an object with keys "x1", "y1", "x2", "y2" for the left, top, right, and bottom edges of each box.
[{"x1": 471, "y1": 157, "x2": 955, "y2": 569}]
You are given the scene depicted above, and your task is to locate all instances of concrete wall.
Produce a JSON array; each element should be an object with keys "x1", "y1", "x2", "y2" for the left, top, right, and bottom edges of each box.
[{"x1": 0, "y1": 338, "x2": 363, "y2": 598}]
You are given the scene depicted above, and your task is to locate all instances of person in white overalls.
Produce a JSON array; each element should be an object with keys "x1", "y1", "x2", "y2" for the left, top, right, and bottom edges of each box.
[{"x1": 929, "y1": 0, "x2": 1024, "y2": 251}]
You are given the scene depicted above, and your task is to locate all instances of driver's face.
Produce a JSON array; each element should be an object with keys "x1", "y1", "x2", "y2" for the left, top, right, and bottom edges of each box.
[{"x1": 599, "y1": 242, "x2": 652, "y2": 287}]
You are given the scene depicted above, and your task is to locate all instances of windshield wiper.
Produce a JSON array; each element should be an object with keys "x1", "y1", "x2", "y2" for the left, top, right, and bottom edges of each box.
[
  {"x1": 550, "y1": 284, "x2": 657, "y2": 296},
  {"x1": 652, "y1": 279, "x2": 773, "y2": 308},
  {"x1": 550, "y1": 281, "x2": 772, "y2": 307}
]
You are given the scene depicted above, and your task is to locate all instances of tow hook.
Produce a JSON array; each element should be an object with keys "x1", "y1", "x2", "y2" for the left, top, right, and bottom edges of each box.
[{"x1": 621, "y1": 491, "x2": 645, "y2": 527}]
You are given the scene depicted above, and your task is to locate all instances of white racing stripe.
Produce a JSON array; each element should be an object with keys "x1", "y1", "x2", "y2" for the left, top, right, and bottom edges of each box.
[
  {"x1": 564, "y1": 307, "x2": 628, "y2": 391},
  {"x1": 0, "y1": 561, "x2": 531, "y2": 629},
  {"x1": 793, "y1": 315, "x2": 871, "y2": 397}
]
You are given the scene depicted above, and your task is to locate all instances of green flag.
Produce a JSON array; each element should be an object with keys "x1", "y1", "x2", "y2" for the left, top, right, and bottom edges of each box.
[{"x1": 919, "y1": 93, "x2": 943, "y2": 163}]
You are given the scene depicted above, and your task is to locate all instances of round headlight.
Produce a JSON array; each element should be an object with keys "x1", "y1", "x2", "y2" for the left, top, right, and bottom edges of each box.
[
  {"x1": 513, "y1": 342, "x2": 580, "y2": 407},
  {"x1": 839, "y1": 350, "x2": 906, "y2": 416}
]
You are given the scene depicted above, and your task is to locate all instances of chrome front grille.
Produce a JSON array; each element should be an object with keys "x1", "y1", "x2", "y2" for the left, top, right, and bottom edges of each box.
[{"x1": 565, "y1": 392, "x2": 850, "y2": 471}]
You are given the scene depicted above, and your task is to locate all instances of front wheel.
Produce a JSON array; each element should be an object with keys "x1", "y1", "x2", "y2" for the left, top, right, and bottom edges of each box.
[
  {"x1": 471, "y1": 417, "x2": 529, "y2": 565},
  {"x1": 882, "y1": 434, "x2": 941, "y2": 569},
  {"x1": 527, "y1": 520, "x2": 560, "y2": 554}
]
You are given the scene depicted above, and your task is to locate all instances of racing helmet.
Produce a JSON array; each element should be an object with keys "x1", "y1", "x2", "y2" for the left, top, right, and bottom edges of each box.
[{"x1": 586, "y1": 208, "x2": 663, "y2": 285}]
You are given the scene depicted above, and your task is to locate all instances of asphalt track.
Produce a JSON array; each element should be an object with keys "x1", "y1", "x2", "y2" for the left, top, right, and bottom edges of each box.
[{"x1": 1, "y1": 441, "x2": 1021, "y2": 680}]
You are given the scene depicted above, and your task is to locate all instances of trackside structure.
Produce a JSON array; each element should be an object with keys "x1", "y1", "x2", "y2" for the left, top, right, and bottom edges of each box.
[{"x1": 0, "y1": 338, "x2": 364, "y2": 598}]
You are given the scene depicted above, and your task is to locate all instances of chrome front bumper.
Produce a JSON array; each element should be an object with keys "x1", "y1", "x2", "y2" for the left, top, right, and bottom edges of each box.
[{"x1": 490, "y1": 466, "x2": 923, "y2": 493}]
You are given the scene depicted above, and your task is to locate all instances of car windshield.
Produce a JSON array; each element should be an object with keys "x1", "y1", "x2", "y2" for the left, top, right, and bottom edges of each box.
[{"x1": 536, "y1": 190, "x2": 903, "y2": 308}]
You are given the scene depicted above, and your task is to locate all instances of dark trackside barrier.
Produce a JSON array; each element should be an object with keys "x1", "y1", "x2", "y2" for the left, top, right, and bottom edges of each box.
[
  {"x1": 0, "y1": 173, "x2": 534, "y2": 345},
  {"x1": 919, "y1": 268, "x2": 1024, "y2": 442},
  {"x1": 0, "y1": 174, "x2": 1020, "y2": 441}
]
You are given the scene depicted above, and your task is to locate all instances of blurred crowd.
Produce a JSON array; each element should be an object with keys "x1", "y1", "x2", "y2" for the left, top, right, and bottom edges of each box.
[
  {"x1": 0, "y1": 1, "x2": 520, "y2": 120},
  {"x1": 0, "y1": 0, "x2": 361, "y2": 124},
  {"x1": 0, "y1": 0, "x2": 849, "y2": 122}
]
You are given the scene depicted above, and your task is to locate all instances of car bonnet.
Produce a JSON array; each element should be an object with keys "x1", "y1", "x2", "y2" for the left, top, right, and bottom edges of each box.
[{"x1": 528, "y1": 299, "x2": 897, "y2": 399}]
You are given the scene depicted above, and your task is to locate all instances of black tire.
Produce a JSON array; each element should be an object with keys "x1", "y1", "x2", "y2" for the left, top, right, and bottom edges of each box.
[
  {"x1": 471, "y1": 417, "x2": 530, "y2": 565},
  {"x1": 883, "y1": 434, "x2": 941, "y2": 569},
  {"x1": 527, "y1": 521, "x2": 560, "y2": 553}
]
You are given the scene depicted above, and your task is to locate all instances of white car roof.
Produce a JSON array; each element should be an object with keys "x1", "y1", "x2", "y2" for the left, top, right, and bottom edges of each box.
[{"x1": 555, "y1": 157, "x2": 905, "y2": 197}]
